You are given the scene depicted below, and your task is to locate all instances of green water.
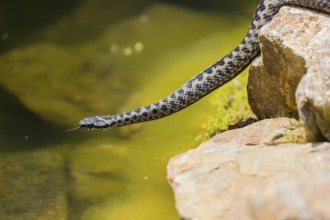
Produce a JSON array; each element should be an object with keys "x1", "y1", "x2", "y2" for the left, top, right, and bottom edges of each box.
[{"x1": 0, "y1": 0, "x2": 256, "y2": 219}]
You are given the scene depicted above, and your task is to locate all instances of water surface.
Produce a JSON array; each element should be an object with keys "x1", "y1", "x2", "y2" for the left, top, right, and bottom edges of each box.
[{"x1": 0, "y1": 0, "x2": 256, "y2": 219}]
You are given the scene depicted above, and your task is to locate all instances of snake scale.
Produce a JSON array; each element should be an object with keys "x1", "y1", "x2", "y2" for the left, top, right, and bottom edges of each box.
[{"x1": 72, "y1": 0, "x2": 330, "y2": 131}]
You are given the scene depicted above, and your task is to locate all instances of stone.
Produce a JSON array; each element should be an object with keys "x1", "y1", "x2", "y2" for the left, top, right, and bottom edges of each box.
[
  {"x1": 247, "y1": 6, "x2": 330, "y2": 140},
  {"x1": 167, "y1": 118, "x2": 330, "y2": 220},
  {"x1": 295, "y1": 45, "x2": 330, "y2": 141},
  {"x1": 249, "y1": 173, "x2": 330, "y2": 220},
  {"x1": 0, "y1": 151, "x2": 67, "y2": 220}
]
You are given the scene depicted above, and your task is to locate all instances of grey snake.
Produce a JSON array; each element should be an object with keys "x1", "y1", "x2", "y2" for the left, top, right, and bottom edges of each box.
[{"x1": 71, "y1": 0, "x2": 330, "y2": 131}]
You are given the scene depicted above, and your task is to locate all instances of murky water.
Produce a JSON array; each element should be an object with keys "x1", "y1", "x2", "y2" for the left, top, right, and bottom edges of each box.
[{"x1": 0, "y1": 0, "x2": 256, "y2": 219}]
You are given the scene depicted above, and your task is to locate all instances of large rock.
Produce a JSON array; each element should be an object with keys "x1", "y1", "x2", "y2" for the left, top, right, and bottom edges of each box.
[
  {"x1": 247, "y1": 7, "x2": 330, "y2": 140},
  {"x1": 0, "y1": 151, "x2": 67, "y2": 220},
  {"x1": 295, "y1": 41, "x2": 330, "y2": 141},
  {"x1": 167, "y1": 118, "x2": 330, "y2": 220}
]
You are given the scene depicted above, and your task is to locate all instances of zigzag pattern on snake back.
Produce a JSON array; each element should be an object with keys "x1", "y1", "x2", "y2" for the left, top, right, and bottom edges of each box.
[{"x1": 71, "y1": 0, "x2": 330, "y2": 131}]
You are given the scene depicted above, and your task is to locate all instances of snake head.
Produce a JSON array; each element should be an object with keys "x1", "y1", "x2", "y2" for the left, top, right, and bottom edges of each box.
[
  {"x1": 66, "y1": 116, "x2": 112, "y2": 132},
  {"x1": 77, "y1": 116, "x2": 111, "y2": 131}
]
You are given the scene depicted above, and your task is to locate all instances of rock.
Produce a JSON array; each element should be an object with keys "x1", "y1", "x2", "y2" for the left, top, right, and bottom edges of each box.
[
  {"x1": 167, "y1": 118, "x2": 330, "y2": 220},
  {"x1": 0, "y1": 151, "x2": 67, "y2": 220},
  {"x1": 247, "y1": 7, "x2": 330, "y2": 140},
  {"x1": 296, "y1": 48, "x2": 330, "y2": 141},
  {"x1": 249, "y1": 173, "x2": 330, "y2": 220}
]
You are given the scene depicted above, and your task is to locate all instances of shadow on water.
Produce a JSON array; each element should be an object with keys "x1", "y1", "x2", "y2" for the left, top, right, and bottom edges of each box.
[
  {"x1": 0, "y1": 87, "x2": 64, "y2": 151},
  {"x1": 0, "y1": 0, "x2": 81, "y2": 53}
]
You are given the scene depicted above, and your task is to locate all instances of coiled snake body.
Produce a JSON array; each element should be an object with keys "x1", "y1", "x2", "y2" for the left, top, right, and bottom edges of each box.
[{"x1": 73, "y1": 0, "x2": 330, "y2": 131}]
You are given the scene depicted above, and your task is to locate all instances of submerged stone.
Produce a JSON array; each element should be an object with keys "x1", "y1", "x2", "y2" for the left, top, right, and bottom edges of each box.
[{"x1": 0, "y1": 151, "x2": 66, "y2": 220}]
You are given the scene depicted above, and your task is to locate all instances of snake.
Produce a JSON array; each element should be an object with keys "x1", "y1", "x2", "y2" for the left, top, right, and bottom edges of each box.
[{"x1": 71, "y1": 0, "x2": 330, "y2": 131}]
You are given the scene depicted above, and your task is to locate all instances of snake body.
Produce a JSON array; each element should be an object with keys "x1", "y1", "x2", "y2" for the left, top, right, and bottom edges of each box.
[{"x1": 75, "y1": 0, "x2": 330, "y2": 131}]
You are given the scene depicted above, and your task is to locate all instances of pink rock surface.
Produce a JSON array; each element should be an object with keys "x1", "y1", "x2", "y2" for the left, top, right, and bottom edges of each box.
[{"x1": 167, "y1": 118, "x2": 330, "y2": 220}]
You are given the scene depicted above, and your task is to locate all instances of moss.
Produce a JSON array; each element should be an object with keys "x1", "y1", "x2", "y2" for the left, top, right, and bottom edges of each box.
[
  {"x1": 197, "y1": 79, "x2": 307, "y2": 144},
  {"x1": 197, "y1": 70, "x2": 256, "y2": 141},
  {"x1": 272, "y1": 119, "x2": 308, "y2": 144}
]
